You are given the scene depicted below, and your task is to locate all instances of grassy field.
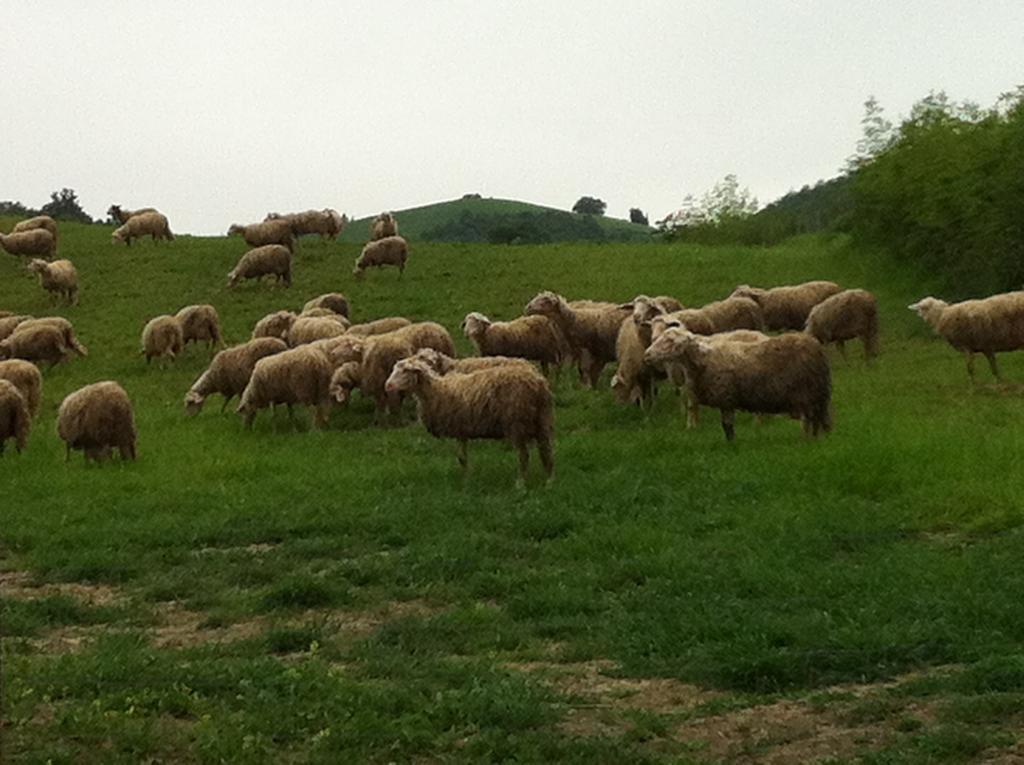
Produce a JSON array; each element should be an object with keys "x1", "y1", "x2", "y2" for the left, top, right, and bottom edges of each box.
[{"x1": 3, "y1": 221, "x2": 1024, "y2": 763}]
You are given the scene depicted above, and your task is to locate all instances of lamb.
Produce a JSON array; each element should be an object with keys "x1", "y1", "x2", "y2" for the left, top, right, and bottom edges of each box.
[
  {"x1": 0, "y1": 359, "x2": 42, "y2": 418},
  {"x1": 107, "y1": 205, "x2": 158, "y2": 224},
  {"x1": 645, "y1": 327, "x2": 831, "y2": 440},
  {"x1": 227, "y1": 244, "x2": 292, "y2": 288},
  {"x1": 141, "y1": 315, "x2": 184, "y2": 363},
  {"x1": 370, "y1": 212, "x2": 398, "y2": 240},
  {"x1": 909, "y1": 292, "x2": 1024, "y2": 381},
  {"x1": 12, "y1": 215, "x2": 58, "y2": 242},
  {"x1": 302, "y1": 293, "x2": 350, "y2": 318},
  {"x1": 57, "y1": 381, "x2": 137, "y2": 462},
  {"x1": 236, "y1": 345, "x2": 333, "y2": 429},
  {"x1": 251, "y1": 310, "x2": 298, "y2": 341},
  {"x1": 524, "y1": 291, "x2": 630, "y2": 386},
  {"x1": 346, "y1": 317, "x2": 412, "y2": 336},
  {"x1": 0, "y1": 324, "x2": 72, "y2": 368},
  {"x1": 0, "y1": 229, "x2": 56, "y2": 259},
  {"x1": 731, "y1": 281, "x2": 841, "y2": 331},
  {"x1": 805, "y1": 289, "x2": 879, "y2": 361},
  {"x1": 266, "y1": 209, "x2": 348, "y2": 240},
  {"x1": 0, "y1": 379, "x2": 31, "y2": 454},
  {"x1": 184, "y1": 337, "x2": 287, "y2": 415},
  {"x1": 461, "y1": 312, "x2": 568, "y2": 376},
  {"x1": 287, "y1": 315, "x2": 349, "y2": 346},
  {"x1": 111, "y1": 212, "x2": 174, "y2": 246},
  {"x1": 26, "y1": 259, "x2": 78, "y2": 305},
  {"x1": 353, "y1": 236, "x2": 408, "y2": 279},
  {"x1": 385, "y1": 357, "x2": 554, "y2": 486},
  {"x1": 0, "y1": 315, "x2": 33, "y2": 342},
  {"x1": 412, "y1": 347, "x2": 535, "y2": 376},
  {"x1": 228, "y1": 219, "x2": 294, "y2": 251},
  {"x1": 175, "y1": 304, "x2": 224, "y2": 351},
  {"x1": 11, "y1": 318, "x2": 88, "y2": 358}
]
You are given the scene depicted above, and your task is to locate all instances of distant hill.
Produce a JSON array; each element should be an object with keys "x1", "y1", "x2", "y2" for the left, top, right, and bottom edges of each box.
[{"x1": 339, "y1": 197, "x2": 654, "y2": 244}]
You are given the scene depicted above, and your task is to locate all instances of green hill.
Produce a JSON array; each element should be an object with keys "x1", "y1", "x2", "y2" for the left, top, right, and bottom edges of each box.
[{"x1": 339, "y1": 196, "x2": 654, "y2": 244}]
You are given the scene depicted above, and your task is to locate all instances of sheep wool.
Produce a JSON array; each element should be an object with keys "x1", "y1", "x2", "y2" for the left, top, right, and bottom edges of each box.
[
  {"x1": 370, "y1": 212, "x2": 398, "y2": 241},
  {"x1": 354, "y1": 236, "x2": 408, "y2": 279},
  {"x1": 12, "y1": 318, "x2": 88, "y2": 358},
  {"x1": 57, "y1": 381, "x2": 137, "y2": 462},
  {"x1": 228, "y1": 219, "x2": 294, "y2": 251},
  {"x1": 111, "y1": 212, "x2": 174, "y2": 246},
  {"x1": 251, "y1": 310, "x2": 298, "y2": 341},
  {"x1": 175, "y1": 304, "x2": 223, "y2": 350},
  {"x1": 184, "y1": 337, "x2": 287, "y2": 415},
  {"x1": 107, "y1": 205, "x2": 158, "y2": 224},
  {"x1": 302, "y1": 293, "x2": 350, "y2": 318},
  {"x1": 806, "y1": 289, "x2": 879, "y2": 361},
  {"x1": 227, "y1": 245, "x2": 292, "y2": 288},
  {"x1": 0, "y1": 315, "x2": 33, "y2": 342},
  {"x1": 141, "y1": 315, "x2": 184, "y2": 363},
  {"x1": 731, "y1": 281, "x2": 841, "y2": 331},
  {"x1": 12, "y1": 215, "x2": 58, "y2": 242},
  {"x1": 287, "y1": 316, "x2": 349, "y2": 347},
  {"x1": 0, "y1": 229, "x2": 56, "y2": 259},
  {"x1": 0, "y1": 324, "x2": 72, "y2": 368},
  {"x1": 413, "y1": 348, "x2": 535, "y2": 376},
  {"x1": 237, "y1": 345, "x2": 333, "y2": 429},
  {"x1": 0, "y1": 359, "x2": 43, "y2": 418},
  {"x1": 27, "y1": 258, "x2": 79, "y2": 305},
  {"x1": 346, "y1": 317, "x2": 412, "y2": 336},
  {"x1": 462, "y1": 312, "x2": 569, "y2": 376},
  {"x1": 0, "y1": 379, "x2": 31, "y2": 454}
]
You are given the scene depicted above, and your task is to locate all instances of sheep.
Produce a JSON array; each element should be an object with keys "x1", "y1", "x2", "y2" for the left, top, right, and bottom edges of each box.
[
  {"x1": 107, "y1": 205, "x2": 158, "y2": 224},
  {"x1": 228, "y1": 219, "x2": 294, "y2": 251},
  {"x1": 175, "y1": 304, "x2": 224, "y2": 351},
  {"x1": 611, "y1": 316, "x2": 660, "y2": 408},
  {"x1": 111, "y1": 212, "x2": 174, "y2": 246},
  {"x1": 141, "y1": 315, "x2": 184, "y2": 363},
  {"x1": 57, "y1": 381, "x2": 137, "y2": 462},
  {"x1": 12, "y1": 215, "x2": 58, "y2": 242},
  {"x1": 0, "y1": 315, "x2": 33, "y2": 342},
  {"x1": 644, "y1": 327, "x2": 831, "y2": 440},
  {"x1": 0, "y1": 379, "x2": 31, "y2": 454},
  {"x1": 908, "y1": 292, "x2": 1024, "y2": 381},
  {"x1": 266, "y1": 209, "x2": 348, "y2": 240},
  {"x1": 287, "y1": 315, "x2": 349, "y2": 347},
  {"x1": 0, "y1": 359, "x2": 42, "y2": 418},
  {"x1": 251, "y1": 310, "x2": 298, "y2": 341},
  {"x1": 26, "y1": 258, "x2": 78, "y2": 305},
  {"x1": 12, "y1": 318, "x2": 88, "y2": 358},
  {"x1": 227, "y1": 244, "x2": 292, "y2": 288},
  {"x1": 370, "y1": 212, "x2": 398, "y2": 240},
  {"x1": 805, "y1": 289, "x2": 879, "y2": 361},
  {"x1": 346, "y1": 317, "x2": 412, "y2": 336},
  {"x1": 524, "y1": 291, "x2": 630, "y2": 386},
  {"x1": 731, "y1": 280, "x2": 841, "y2": 331},
  {"x1": 412, "y1": 347, "x2": 536, "y2": 376},
  {"x1": 0, "y1": 324, "x2": 72, "y2": 368},
  {"x1": 302, "y1": 293, "x2": 350, "y2": 318},
  {"x1": 328, "y1": 361, "x2": 362, "y2": 405},
  {"x1": 393, "y1": 321, "x2": 456, "y2": 357},
  {"x1": 236, "y1": 345, "x2": 333, "y2": 429},
  {"x1": 353, "y1": 236, "x2": 408, "y2": 279},
  {"x1": 184, "y1": 337, "x2": 287, "y2": 415},
  {"x1": 0, "y1": 229, "x2": 56, "y2": 259},
  {"x1": 461, "y1": 312, "x2": 568, "y2": 377},
  {"x1": 385, "y1": 357, "x2": 554, "y2": 486}
]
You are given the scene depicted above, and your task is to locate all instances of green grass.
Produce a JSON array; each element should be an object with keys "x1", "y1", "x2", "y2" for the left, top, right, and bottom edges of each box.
[{"x1": 3, "y1": 220, "x2": 1024, "y2": 761}]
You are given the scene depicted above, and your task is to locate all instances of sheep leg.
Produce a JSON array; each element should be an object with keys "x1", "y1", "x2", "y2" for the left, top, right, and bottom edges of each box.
[
  {"x1": 720, "y1": 409, "x2": 736, "y2": 441},
  {"x1": 965, "y1": 352, "x2": 976, "y2": 382},
  {"x1": 538, "y1": 437, "x2": 554, "y2": 484},
  {"x1": 516, "y1": 442, "x2": 530, "y2": 488},
  {"x1": 685, "y1": 391, "x2": 699, "y2": 429},
  {"x1": 243, "y1": 411, "x2": 256, "y2": 430},
  {"x1": 986, "y1": 352, "x2": 1001, "y2": 381}
]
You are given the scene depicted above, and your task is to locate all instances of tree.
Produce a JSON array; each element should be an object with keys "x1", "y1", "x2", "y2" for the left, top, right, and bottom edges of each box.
[
  {"x1": 629, "y1": 208, "x2": 649, "y2": 226},
  {"x1": 844, "y1": 96, "x2": 895, "y2": 172},
  {"x1": 660, "y1": 175, "x2": 758, "y2": 231},
  {"x1": 572, "y1": 196, "x2": 606, "y2": 216},
  {"x1": 40, "y1": 188, "x2": 92, "y2": 223}
]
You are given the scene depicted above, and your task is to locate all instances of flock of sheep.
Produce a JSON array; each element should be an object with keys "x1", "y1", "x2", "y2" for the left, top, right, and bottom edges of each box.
[{"x1": 2, "y1": 206, "x2": 1024, "y2": 484}]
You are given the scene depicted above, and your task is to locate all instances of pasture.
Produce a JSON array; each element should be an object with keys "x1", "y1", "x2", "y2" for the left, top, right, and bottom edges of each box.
[{"x1": 3, "y1": 222, "x2": 1024, "y2": 763}]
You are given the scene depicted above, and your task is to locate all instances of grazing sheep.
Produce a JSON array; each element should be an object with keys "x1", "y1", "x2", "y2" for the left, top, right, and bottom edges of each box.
[
  {"x1": 287, "y1": 315, "x2": 349, "y2": 347},
  {"x1": 0, "y1": 229, "x2": 56, "y2": 259},
  {"x1": 461, "y1": 312, "x2": 568, "y2": 376},
  {"x1": 650, "y1": 295, "x2": 684, "y2": 313},
  {"x1": 302, "y1": 293, "x2": 350, "y2": 318},
  {"x1": 645, "y1": 327, "x2": 831, "y2": 440},
  {"x1": 251, "y1": 310, "x2": 298, "y2": 341},
  {"x1": 524, "y1": 291, "x2": 630, "y2": 386},
  {"x1": 266, "y1": 209, "x2": 348, "y2": 240},
  {"x1": 228, "y1": 219, "x2": 294, "y2": 251},
  {"x1": 370, "y1": 212, "x2": 398, "y2": 240},
  {"x1": 141, "y1": 315, "x2": 184, "y2": 363},
  {"x1": 0, "y1": 379, "x2": 31, "y2": 454},
  {"x1": 12, "y1": 215, "x2": 58, "y2": 242},
  {"x1": 236, "y1": 345, "x2": 333, "y2": 429},
  {"x1": 909, "y1": 292, "x2": 1024, "y2": 381},
  {"x1": 12, "y1": 318, "x2": 88, "y2": 358},
  {"x1": 385, "y1": 357, "x2": 554, "y2": 486},
  {"x1": 107, "y1": 205, "x2": 158, "y2": 224},
  {"x1": 111, "y1": 212, "x2": 174, "y2": 246},
  {"x1": 0, "y1": 324, "x2": 72, "y2": 368},
  {"x1": 0, "y1": 359, "x2": 42, "y2": 418},
  {"x1": 175, "y1": 304, "x2": 224, "y2": 351},
  {"x1": 731, "y1": 281, "x2": 841, "y2": 331},
  {"x1": 0, "y1": 315, "x2": 33, "y2": 342},
  {"x1": 57, "y1": 381, "x2": 137, "y2": 462},
  {"x1": 184, "y1": 337, "x2": 287, "y2": 415},
  {"x1": 413, "y1": 347, "x2": 535, "y2": 376},
  {"x1": 227, "y1": 244, "x2": 292, "y2": 288},
  {"x1": 26, "y1": 258, "x2": 78, "y2": 305},
  {"x1": 393, "y1": 321, "x2": 456, "y2": 357},
  {"x1": 353, "y1": 236, "x2": 408, "y2": 279},
  {"x1": 806, "y1": 289, "x2": 879, "y2": 361},
  {"x1": 695, "y1": 296, "x2": 765, "y2": 332},
  {"x1": 346, "y1": 317, "x2": 412, "y2": 336},
  {"x1": 328, "y1": 361, "x2": 362, "y2": 404}
]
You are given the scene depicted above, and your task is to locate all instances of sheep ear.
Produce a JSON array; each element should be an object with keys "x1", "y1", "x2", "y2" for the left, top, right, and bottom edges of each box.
[{"x1": 617, "y1": 302, "x2": 635, "y2": 311}]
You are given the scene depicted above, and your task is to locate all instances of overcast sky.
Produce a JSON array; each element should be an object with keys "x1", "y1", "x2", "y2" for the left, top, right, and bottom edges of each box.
[{"x1": 4, "y1": 1, "x2": 1023, "y2": 234}]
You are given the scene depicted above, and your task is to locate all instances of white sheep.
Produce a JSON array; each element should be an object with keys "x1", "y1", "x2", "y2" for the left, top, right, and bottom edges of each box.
[
  {"x1": 111, "y1": 212, "x2": 174, "y2": 246},
  {"x1": 353, "y1": 236, "x2": 408, "y2": 279},
  {"x1": 237, "y1": 345, "x2": 333, "y2": 429},
  {"x1": 141, "y1": 315, "x2": 184, "y2": 364},
  {"x1": 227, "y1": 245, "x2": 292, "y2": 288},
  {"x1": 184, "y1": 337, "x2": 288, "y2": 415},
  {"x1": 26, "y1": 259, "x2": 79, "y2": 305},
  {"x1": 57, "y1": 381, "x2": 137, "y2": 462}
]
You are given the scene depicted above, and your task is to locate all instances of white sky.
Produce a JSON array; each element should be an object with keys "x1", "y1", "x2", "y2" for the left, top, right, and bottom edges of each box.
[{"x1": 4, "y1": 1, "x2": 1023, "y2": 234}]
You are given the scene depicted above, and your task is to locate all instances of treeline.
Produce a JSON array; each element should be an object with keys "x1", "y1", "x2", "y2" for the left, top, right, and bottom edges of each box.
[
  {"x1": 422, "y1": 209, "x2": 649, "y2": 244},
  {"x1": 0, "y1": 188, "x2": 94, "y2": 224}
]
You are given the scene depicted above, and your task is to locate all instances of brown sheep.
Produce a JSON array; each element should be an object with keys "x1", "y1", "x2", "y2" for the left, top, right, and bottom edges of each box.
[
  {"x1": 251, "y1": 310, "x2": 298, "y2": 341},
  {"x1": 57, "y1": 381, "x2": 137, "y2": 462},
  {"x1": 266, "y1": 210, "x2": 348, "y2": 240},
  {"x1": 26, "y1": 259, "x2": 78, "y2": 305},
  {"x1": 461, "y1": 312, "x2": 568, "y2": 376},
  {"x1": 228, "y1": 219, "x2": 294, "y2": 251},
  {"x1": 346, "y1": 317, "x2": 412, "y2": 336},
  {"x1": 645, "y1": 327, "x2": 831, "y2": 440},
  {"x1": 328, "y1": 361, "x2": 363, "y2": 405},
  {"x1": 141, "y1": 315, "x2": 184, "y2": 364},
  {"x1": 0, "y1": 229, "x2": 56, "y2": 259},
  {"x1": 236, "y1": 345, "x2": 333, "y2": 429},
  {"x1": 731, "y1": 281, "x2": 841, "y2": 331},
  {"x1": 385, "y1": 357, "x2": 554, "y2": 486},
  {"x1": 12, "y1": 318, "x2": 88, "y2": 358},
  {"x1": 184, "y1": 337, "x2": 288, "y2": 415},
  {"x1": 0, "y1": 359, "x2": 42, "y2": 418},
  {"x1": 909, "y1": 292, "x2": 1024, "y2": 381},
  {"x1": 611, "y1": 315, "x2": 661, "y2": 408},
  {"x1": 302, "y1": 293, "x2": 350, "y2": 318},
  {"x1": 393, "y1": 322, "x2": 456, "y2": 357},
  {"x1": 0, "y1": 379, "x2": 31, "y2": 454},
  {"x1": 107, "y1": 205, "x2": 158, "y2": 224},
  {"x1": 806, "y1": 289, "x2": 879, "y2": 361},
  {"x1": 13, "y1": 215, "x2": 58, "y2": 243},
  {"x1": 287, "y1": 315, "x2": 349, "y2": 347},
  {"x1": 412, "y1": 347, "x2": 535, "y2": 376},
  {"x1": 111, "y1": 212, "x2": 174, "y2": 246},
  {"x1": 227, "y1": 244, "x2": 292, "y2": 288},
  {"x1": 0, "y1": 315, "x2": 33, "y2": 342},
  {"x1": 0, "y1": 324, "x2": 72, "y2": 368},
  {"x1": 370, "y1": 212, "x2": 398, "y2": 240},
  {"x1": 353, "y1": 236, "x2": 408, "y2": 279},
  {"x1": 175, "y1": 304, "x2": 224, "y2": 351}
]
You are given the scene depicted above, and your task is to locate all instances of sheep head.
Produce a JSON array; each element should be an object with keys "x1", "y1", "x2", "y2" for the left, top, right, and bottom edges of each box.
[
  {"x1": 413, "y1": 347, "x2": 453, "y2": 373},
  {"x1": 731, "y1": 284, "x2": 763, "y2": 302},
  {"x1": 329, "y1": 362, "x2": 361, "y2": 404},
  {"x1": 644, "y1": 327, "x2": 701, "y2": 365},
  {"x1": 183, "y1": 390, "x2": 205, "y2": 416},
  {"x1": 461, "y1": 312, "x2": 491, "y2": 339},
  {"x1": 524, "y1": 291, "x2": 564, "y2": 317},
  {"x1": 227, "y1": 224, "x2": 243, "y2": 236},
  {"x1": 107, "y1": 204, "x2": 121, "y2": 218},
  {"x1": 26, "y1": 259, "x2": 47, "y2": 276},
  {"x1": 650, "y1": 314, "x2": 685, "y2": 341},
  {"x1": 385, "y1": 357, "x2": 434, "y2": 394},
  {"x1": 908, "y1": 297, "x2": 946, "y2": 324}
]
